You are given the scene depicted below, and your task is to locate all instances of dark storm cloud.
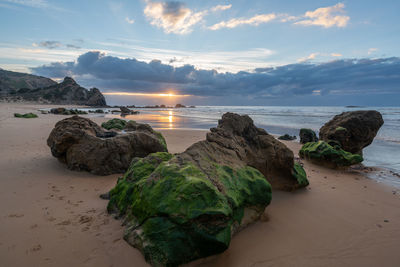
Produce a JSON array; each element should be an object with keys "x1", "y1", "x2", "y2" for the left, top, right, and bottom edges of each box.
[{"x1": 31, "y1": 51, "x2": 400, "y2": 98}]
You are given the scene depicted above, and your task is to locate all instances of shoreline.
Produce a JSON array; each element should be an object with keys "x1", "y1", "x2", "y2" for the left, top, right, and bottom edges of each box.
[{"x1": 1, "y1": 103, "x2": 399, "y2": 267}]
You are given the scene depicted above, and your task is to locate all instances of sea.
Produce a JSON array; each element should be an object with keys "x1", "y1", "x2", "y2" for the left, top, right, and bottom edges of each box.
[{"x1": 87, "y1": 105, "x2": 400, "y2": 188}]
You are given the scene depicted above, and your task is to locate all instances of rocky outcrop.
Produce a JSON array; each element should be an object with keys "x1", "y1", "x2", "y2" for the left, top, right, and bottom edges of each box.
[
  {"x1": 299, "y1": 141, "x2": 363, "y2": 168},
  {"x1": 0, "y1": 68, "x2": 56, "y2": 97},
  {"x1": 47, "y1": 116, "x2": 167, "y2": 175},
  {"x1": 107, "y1": 112, "x2": 308, "y2": 266},
  {"x1": 299, "y1": 128, "x2": 318, "y2": 144},
  {"x1": 319, "y1": 110, "x2": 384, "y2": 155},
  {"x1": 278, "y1": 134, "x2": 296, "y2": 141},
  {"x1": 4, "y1": 76, "x2": 107, "y2": 106}
]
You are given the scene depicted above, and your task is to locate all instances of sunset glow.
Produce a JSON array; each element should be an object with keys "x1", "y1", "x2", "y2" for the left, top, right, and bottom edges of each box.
[{"x1": 103, "y1": 92, "x2": 191, "y2": 97}]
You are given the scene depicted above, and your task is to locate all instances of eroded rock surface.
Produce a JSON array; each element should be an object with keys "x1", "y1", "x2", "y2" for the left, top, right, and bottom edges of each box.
[
  {"x1": 47, "y1": 116, "x2": 167, "y2": 175},
  {"x1": 319, "y1": 110, "x2": 384, "y2": 154}
]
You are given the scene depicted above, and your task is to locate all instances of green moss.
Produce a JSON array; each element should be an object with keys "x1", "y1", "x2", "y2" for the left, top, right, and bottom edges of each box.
[
  {"x1": 14, "y1": 113, "x2": 38, "y2": 118},
  {"x1": 292, "y1": 163, "x2": 309, "y2": 187},
  {"x1": 155, "y1": 131, "x2": 168, "y2": 151},
  {"x1": 299, "y1": 141, "x2": 363, "y2": 167},
  {"x1": 107, "y1": 154, "x2": 273, "y2": 266},
  {"x1": 215, "y1": 165, "x2": 272, "y2": 211},
  {"x1": 335, "y1": 126, "x2": 347, "y2": 132},
  {"x1": 101, "y1": 118, "x2": 127, "y2": 130}
]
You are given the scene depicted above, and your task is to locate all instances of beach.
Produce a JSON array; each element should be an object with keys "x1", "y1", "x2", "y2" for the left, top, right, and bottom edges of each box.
[{"x1": 1, "y1": 103, "x2": 400, "y2": 267}]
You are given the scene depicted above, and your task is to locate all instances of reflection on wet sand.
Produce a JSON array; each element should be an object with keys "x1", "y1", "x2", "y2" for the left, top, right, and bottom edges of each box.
[{"x1": 106, "y1": 109, "x2": 179, "y2": 129}]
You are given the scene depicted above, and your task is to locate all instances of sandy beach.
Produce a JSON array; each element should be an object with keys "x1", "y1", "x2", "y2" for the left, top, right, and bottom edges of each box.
[{"x1": 1, "y1": 103, "x2": 399, "y2": 267}]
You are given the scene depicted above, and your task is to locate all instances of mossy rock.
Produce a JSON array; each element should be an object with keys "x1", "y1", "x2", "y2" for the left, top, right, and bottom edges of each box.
[
  {"x1": 299, "y1": 141, "x2": 363, "y2": 167},
  {"x1": 14, "y1": 113, "x2": 38, "y2": 118},
  {"x1": 101, "y1": 118, "x2": 127, "y2": 130},
  {"x1": 108, "y1": 152, "x2": 272, "y2": 266},
  {"x1": 292, "y1": 162, "x2": 309, "y2": 187}
]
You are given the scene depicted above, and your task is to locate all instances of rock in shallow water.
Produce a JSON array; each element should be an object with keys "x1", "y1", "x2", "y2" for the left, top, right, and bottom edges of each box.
[
  {"x1": 319, "y1": 110, "x2": 384, "y2": 155},
  {"x1": 107, "y1": 112, "x2": 308, "y2": 266},
  {"x1": 47, "y1": 116, "x2": 167, "y2": 175}
]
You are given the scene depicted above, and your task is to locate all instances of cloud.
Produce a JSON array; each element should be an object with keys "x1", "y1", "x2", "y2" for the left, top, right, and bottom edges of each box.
[
  {"x1": 209, "y1": 3, "x2": 349, "y2": 31},
  {"x1": 125, "y1": 17, "x2": 135, "y2": 24},
  {"x1": 368, "y1": 48, "x2": 378, "y2": 55},
  {"x1": 295, "y1": 3, "x2": 349, "y2": 28},
  {"x1": 1, "y1": 0, "x2": 47, "y2": 8},
  {"x1": 31, "y1": 51, "x2": 400, "y2": 102},
  {"x1": 144, "y1": 0, "x2": 206, "y2": 34},
  {"x1": 211, "y1": 4, "x2": 232, "y2": 12},
  {"x1": 209, "y1": 13, "x2": 276, "y2": 30},
  {"x1": 331, "y1": 53, "x2": 342, "y2": 57},
  {"x1": 66, "y1": 44, "x2": 81, "y2": 49},
  {"x1": 33, "y1": 41, "x2": 62, "y2": 49},
  {"x1": 32, "y1": 41, "x2": 81, "y2": 50},
  {"x1": 298, "y1": 52, "x2": 319, "y2": 62}
]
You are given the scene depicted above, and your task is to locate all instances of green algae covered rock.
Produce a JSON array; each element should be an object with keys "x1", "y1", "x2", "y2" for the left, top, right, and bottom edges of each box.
[
  {"x1": 108, "y1": 152, "x2": 272, "y2": 266},
  {"x1": 14, "y1": 112, "x2": 38, "y2": 118},
  {"x1": 101, "y1": 118, "x2": 127, "y2": 130},
  {"x1": 292, "y1": 162, "x2": 309, "y2": 187},
  {"x1": 299, "y1": 141, "x2": 363, "y2": 167}
]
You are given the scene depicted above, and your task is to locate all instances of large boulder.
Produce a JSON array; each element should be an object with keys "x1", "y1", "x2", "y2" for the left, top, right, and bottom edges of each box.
[
  {"x1": 319, "y1": 110, "x2": 384, "y2": 155},
  {"x1": 47, "y1": 116, "x2": 167, "y2": 175},
  {"x1": 299, "y1": 128, "x2": 318, "y2": 144},
  {"x1": 107, "y1": 113, "x2": 308, "y2": 266}
]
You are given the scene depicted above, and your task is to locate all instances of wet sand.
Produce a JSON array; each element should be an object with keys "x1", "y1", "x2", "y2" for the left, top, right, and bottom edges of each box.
[{"x1": 1, "y1": 103, "x2": 399, "y2": 267}]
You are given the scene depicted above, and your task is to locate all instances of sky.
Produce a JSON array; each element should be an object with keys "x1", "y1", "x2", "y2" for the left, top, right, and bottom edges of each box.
[{"x1": 0, "y1": 0, "x2": 399, "y2": 106}]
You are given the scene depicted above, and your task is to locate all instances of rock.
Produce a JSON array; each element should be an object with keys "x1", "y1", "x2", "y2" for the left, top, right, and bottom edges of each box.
[
  {"x1": 47, "y1": 116, "x2": 168, "y2": 175},
  {"x1": 14, "y1": 113, "x2": 38, "y2": 118},
  {"x1": 50, "y1": 107, "x2": 66, "y2": 114},
  {"x1": 299, "y1": 141, "x2": 363, "y2": 168},
  {"x1": 319, "y1": 110, "x2": 384, "y2": 155},
  {"x1": 278, "y1": 134, "x2": 296, "y2": 141},
  {"x1": 86, "y1": 88, "x2": 106, "y2": 106},
  {"x1": 6, "y1": 76, "x2": 107, "y2": 106},
  {"x1": 106, "y1": 112, "x2": 308, "y2": 266},
  {"x1": 299, "y1": 128, "x2": 318, "y2": 144},
  {"x1": 120, "y1": 106, "x2": 132, "y2": 115},
  {"x1": 50, "y1": 108, "x2": 88, "y2": 115},
  {"x1": 175, "y1": 103, "x2": 186, "y2": 108},
  {"x1": 101, "y1": 118, "x2": 127, "y2": 130}
]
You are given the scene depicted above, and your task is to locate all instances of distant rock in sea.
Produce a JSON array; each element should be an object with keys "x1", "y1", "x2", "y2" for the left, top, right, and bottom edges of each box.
[{"x1": 0, "y1": 69, "x2": 107, "y2": 106}]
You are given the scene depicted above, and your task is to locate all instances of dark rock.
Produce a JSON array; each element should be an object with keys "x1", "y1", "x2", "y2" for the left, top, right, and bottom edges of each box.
[
  {"x1": 299, "y1": 128, "x2": 318, "y2": 144},
  {"x1": 299, "y1": 141, "x2": 363, "y2": 168},
  {"x1": 6, "y1": 76, "x2": 106, "y2": 106},
  {"x1": 120, "y1": 106, "x2": 132, "y2": 114},
  {"x1": 319, "y1": 110, "x2": 384, "y2": 155},
  {"x1": 107, "y1": 112, "x2": 308, "y2": 266},
  {"x1": 47, "y1": 116, "x2": 168, "y2": 175},
  {"x1": 278, "y1": 134, "x2": 296, "y2": 141},
  {"x1": 175, "y1": 103, "x2": 186, "y2": 108}
]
